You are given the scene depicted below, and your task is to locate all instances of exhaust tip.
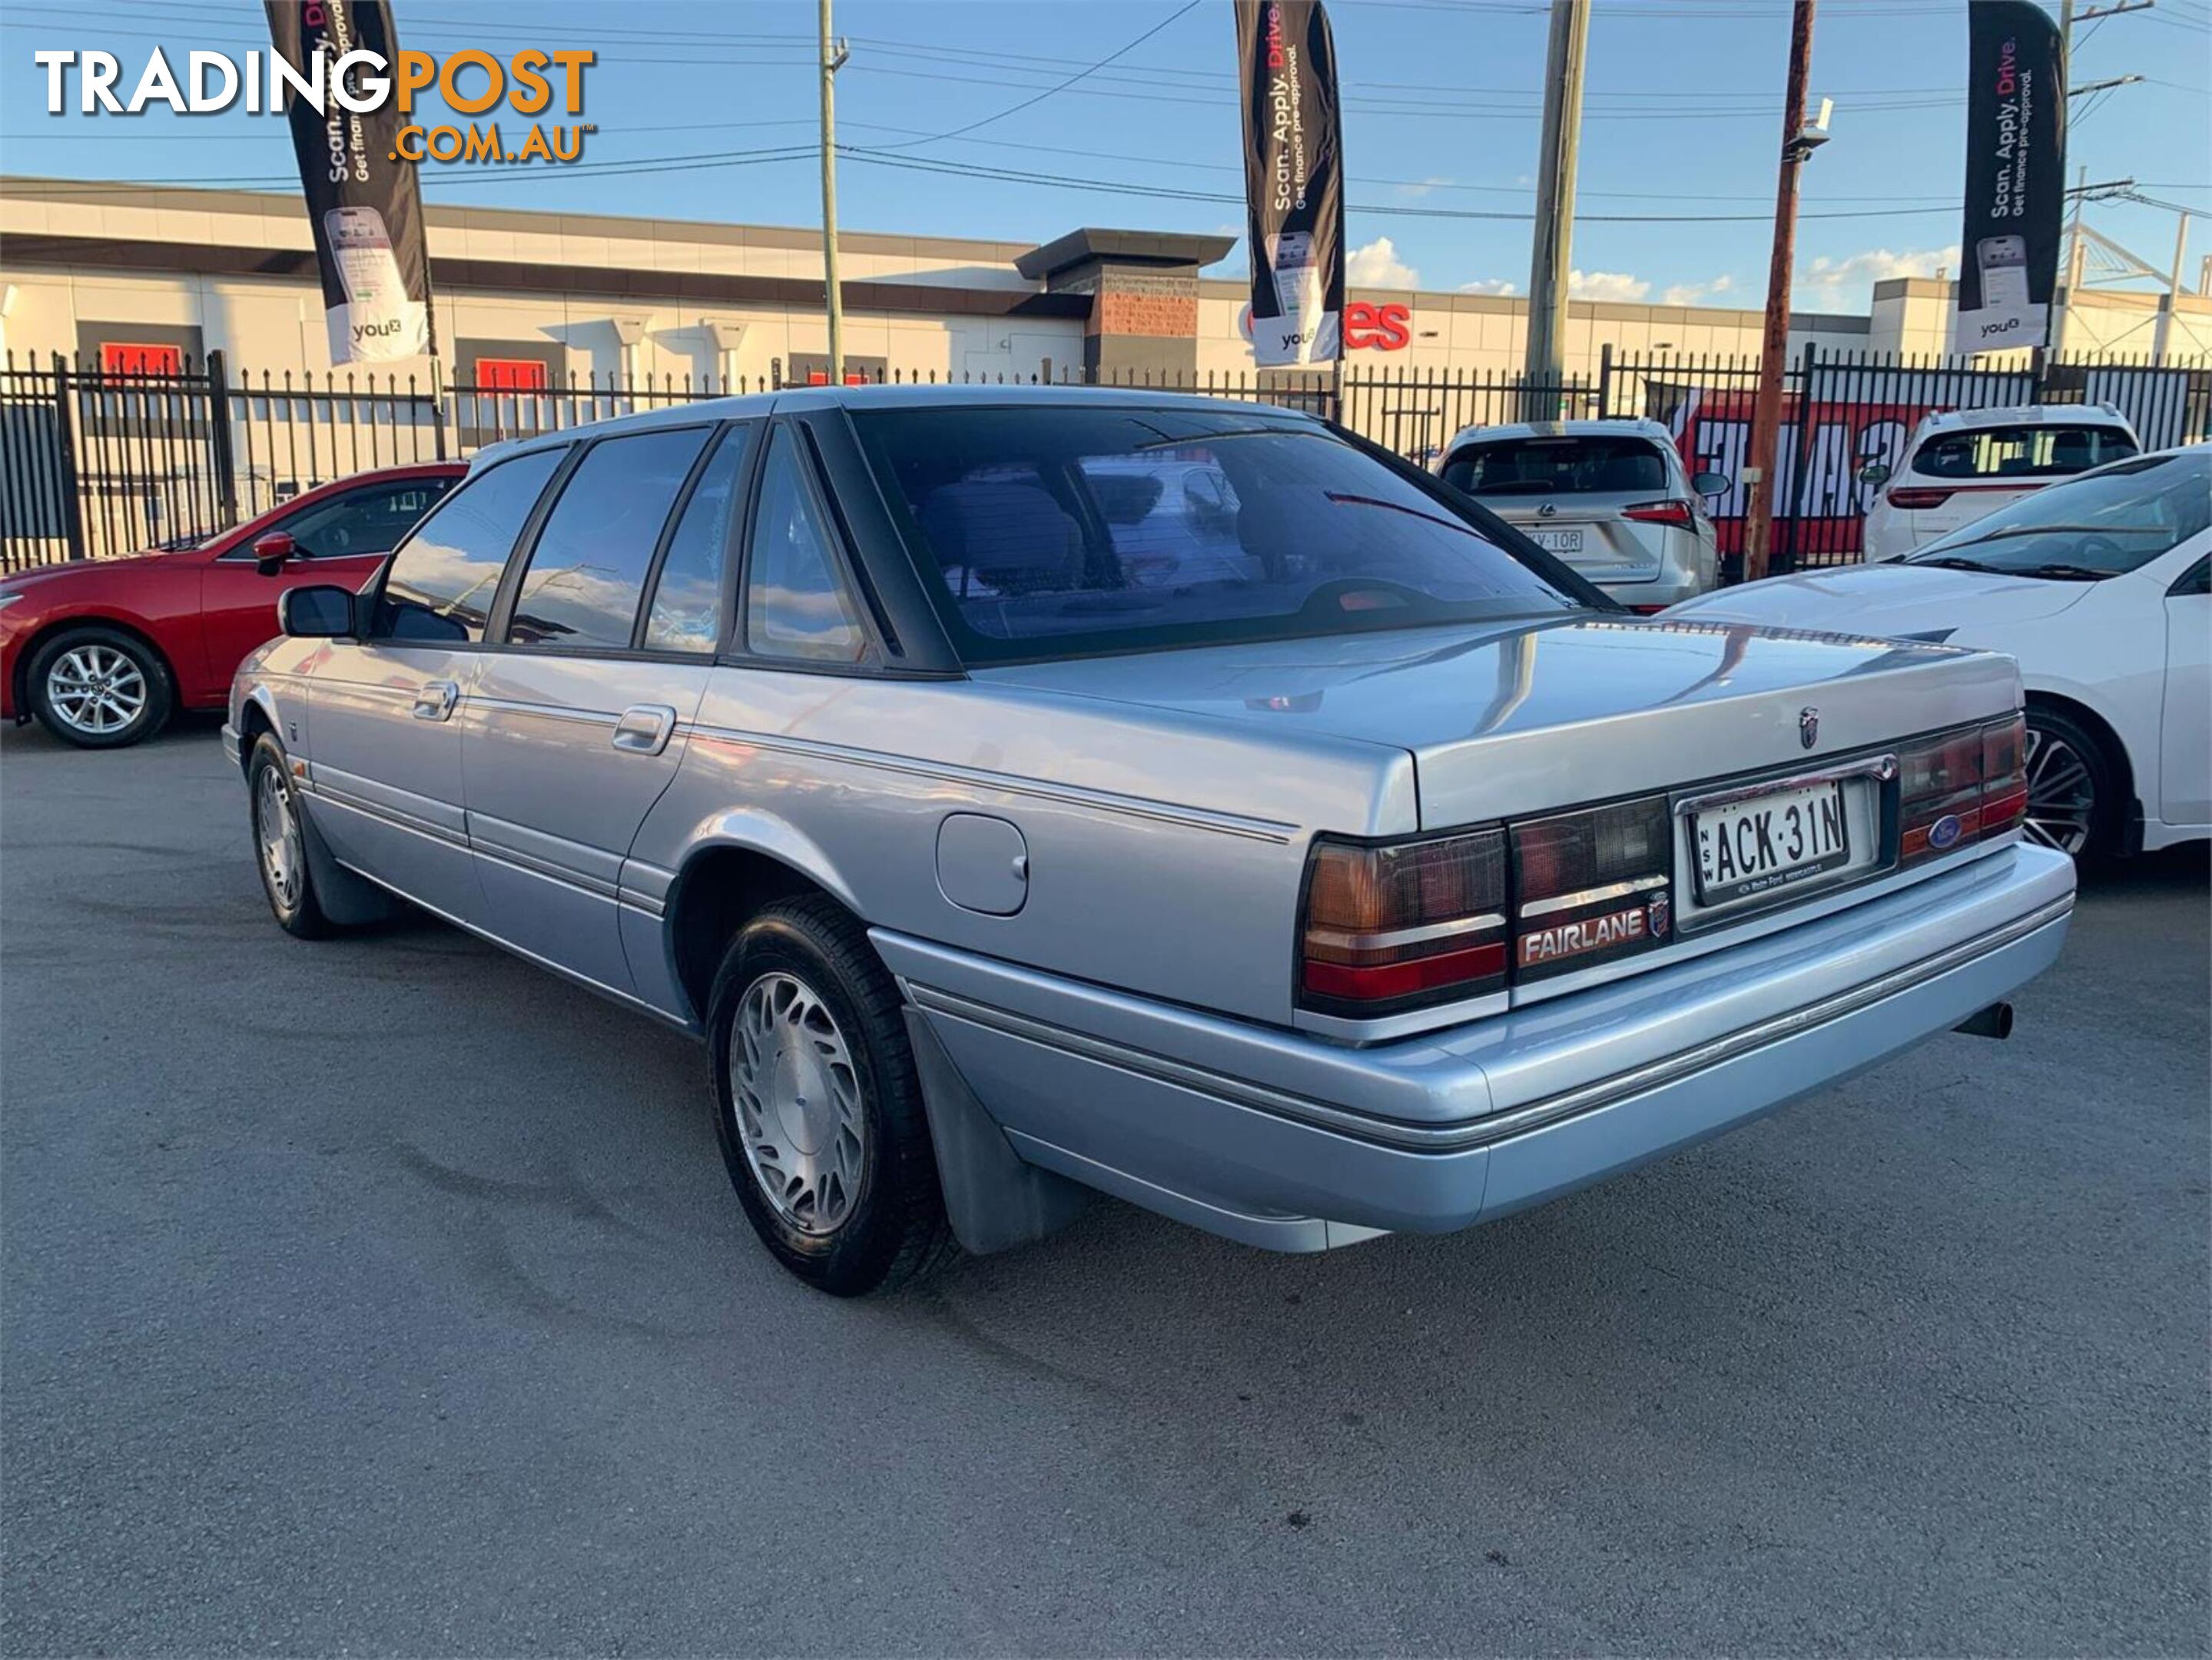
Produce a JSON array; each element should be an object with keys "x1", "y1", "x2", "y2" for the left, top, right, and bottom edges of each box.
[{"x1": 1954, "y1": 1001, "x2": 2015, "y2": 1041}]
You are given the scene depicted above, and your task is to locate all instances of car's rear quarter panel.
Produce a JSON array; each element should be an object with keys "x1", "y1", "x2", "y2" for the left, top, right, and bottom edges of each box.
[{"x1": 633, "y1": 671, "x2": 1419, "y2": 1026}]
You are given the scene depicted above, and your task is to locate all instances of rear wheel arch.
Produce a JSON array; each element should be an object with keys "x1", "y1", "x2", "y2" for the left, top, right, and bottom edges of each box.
[
  {"x1": 2022, "y1": 688, "x2": 2135, "y2": 804},
  {"x1": 667, "y1": 842, "x2": 857, "y2": 1027}
]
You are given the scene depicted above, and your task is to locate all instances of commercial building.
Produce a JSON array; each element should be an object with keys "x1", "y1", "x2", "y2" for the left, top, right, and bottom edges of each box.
[{"x1": 6, "y1": 175, "x2": 2207, "y2": 387}]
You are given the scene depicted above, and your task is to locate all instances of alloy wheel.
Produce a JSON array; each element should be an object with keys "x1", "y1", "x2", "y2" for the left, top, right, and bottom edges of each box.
[
  {"x1": 256, "y1": 764, "x2": 303, "y2": 911},
  {"x1": 45, "y1": 644, "x2": 147, "y2": 736},
  {"x1": 728, "y1": 971, "x2": 867, "y2": 1235},
  {"x1": 2024, "y1": 726, "x2": 2097, "y2": 856}
]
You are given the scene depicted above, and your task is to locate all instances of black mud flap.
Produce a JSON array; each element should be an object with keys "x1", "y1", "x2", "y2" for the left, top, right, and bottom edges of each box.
[{"x1": 904, "y1": 1007, "x2": 1088, "y2": 1256}]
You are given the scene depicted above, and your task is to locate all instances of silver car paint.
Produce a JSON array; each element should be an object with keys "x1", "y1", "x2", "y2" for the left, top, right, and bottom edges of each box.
[{"x1": 228, "y1": 387, "x2": 2072, "y2": 1255}]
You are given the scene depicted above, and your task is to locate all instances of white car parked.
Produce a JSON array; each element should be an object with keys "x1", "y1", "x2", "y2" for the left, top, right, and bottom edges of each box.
[
  {"x1": 1668, "y1": 444, "x2": 2209, "y2": 859},
  {"x1": 1859, "y1": 403, "x2": 2139, "y2": 563},
  {"x1": 1438, "y1": 417, "x2": 1725, "y2": 609}
]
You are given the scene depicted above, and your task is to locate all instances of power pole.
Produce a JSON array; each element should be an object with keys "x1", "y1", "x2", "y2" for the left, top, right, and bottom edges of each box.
[
  {"x1": 818, "y1": 0, "x2": 847, "y2": 384},
  {"x1": 1741, "y1": 0, "x2": 1818, "y2": 586},
  {"x1": 1522, "y1": 0, "x2": 1588, "y2": 419}
]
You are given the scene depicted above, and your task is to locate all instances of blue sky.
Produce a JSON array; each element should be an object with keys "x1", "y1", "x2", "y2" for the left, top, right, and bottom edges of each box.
[{"x1": 2, "y1": 0, "x2": 2206, "y2": 314}]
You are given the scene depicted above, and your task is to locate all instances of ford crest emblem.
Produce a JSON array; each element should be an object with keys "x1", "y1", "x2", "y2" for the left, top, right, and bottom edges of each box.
[
  {"x1": 1928, "y1": 812, "x2": 1964, "y2": 852},
  {"x1": 1799, "y1": 706, "x2": 1820, "y2": 749},
  {"x1": 1645, "y1": 888, "x2": 1672, "y2": 940}
]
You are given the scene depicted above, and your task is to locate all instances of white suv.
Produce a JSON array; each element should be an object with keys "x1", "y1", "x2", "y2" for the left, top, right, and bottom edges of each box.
[{"x1": 1860, "y1": 404, "x2": 2140, "y2": 563}]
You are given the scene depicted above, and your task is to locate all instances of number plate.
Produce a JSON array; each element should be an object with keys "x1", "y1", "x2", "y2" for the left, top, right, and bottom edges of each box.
[
  {"x1": 1528, "y1": 528, "x2": 1584, "y2": 554},
  {"x1": 1692, "y1": 781, "x2": 1850, "y2": 905}
]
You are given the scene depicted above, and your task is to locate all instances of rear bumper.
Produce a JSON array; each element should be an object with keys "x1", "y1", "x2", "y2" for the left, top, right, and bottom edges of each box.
[{"x1": 876, "y1": 843, "x2": 2075, "y2": 1251}]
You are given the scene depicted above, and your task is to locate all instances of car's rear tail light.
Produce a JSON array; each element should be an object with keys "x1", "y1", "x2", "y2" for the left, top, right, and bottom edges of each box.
[
  {"x1": 1899, "y1": 714, "x2": 2030, "y2": 864},
  {"x1": 1510, "y1": 794, "x2": 1673, "y2": 981},
  {"x1": 1886, "y1": 486, "x2": 1953, "y2": 510},
  {"x1": 1979, "y1": 714, "x2": 2029, "y2": 837},
  {"x1": 1899, "y1": 727, "x2": 1984, "y2": 864},
  {"x1": 1299, "y1": 829, "x2": 1508, "y2": 1014},
  {"x1": 1622, "y1": 498, "x2": 1696, "y2": 528},
  {"x1": 1628, "y1": 603, "x2": 1670, "y2": 616}
]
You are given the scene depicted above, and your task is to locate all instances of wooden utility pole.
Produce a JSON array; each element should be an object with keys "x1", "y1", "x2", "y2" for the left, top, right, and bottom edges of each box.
[
  {"x1": 1741, "y1": 0, "x2": 1817, "y2": 585},
  {"x1": 818, "y1": 0, "x2": 847, "y2": 383},
  {"x1": 1522, "y1": 0, "x2": 1589, "y2": 419}
]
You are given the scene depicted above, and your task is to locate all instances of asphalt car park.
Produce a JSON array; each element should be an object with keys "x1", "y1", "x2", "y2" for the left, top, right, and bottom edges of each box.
[{"x1": 3, "y1": 715, "x2": 2205, "y2": 1656}]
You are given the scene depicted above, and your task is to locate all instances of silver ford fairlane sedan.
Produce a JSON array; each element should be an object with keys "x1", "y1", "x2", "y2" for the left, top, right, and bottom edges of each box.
[{"x1": 227, "y1": 387, "x2": 2074, "y2": 1295}]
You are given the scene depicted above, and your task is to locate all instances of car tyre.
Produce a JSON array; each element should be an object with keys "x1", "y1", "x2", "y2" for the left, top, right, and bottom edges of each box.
[
  {"x1": 2024, "y1": 706, "x2": 2119, "y2": 862},
  {"x1": 247, "y1": 732, "x2": 333, "y2": 939},
  {"x1": 27, "y1": 626, "x2": 173, "y2": 749},
  {"x1": 708, "y1": 895, "x2": 955, "y2": 1296}
]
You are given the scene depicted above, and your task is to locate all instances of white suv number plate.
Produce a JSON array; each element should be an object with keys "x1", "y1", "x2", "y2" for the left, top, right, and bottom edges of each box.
[
  {"x1": 1693, "y1": 781, "x2": 1850, "y2": 905},
  {"x1": 1528, "y1": 529, "x2": 1584, "y2": 554}
]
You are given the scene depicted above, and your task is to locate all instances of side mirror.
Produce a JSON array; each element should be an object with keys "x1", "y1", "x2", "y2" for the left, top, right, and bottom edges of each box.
[
  {"x1": 1690, "y1": 470, "x2": 1730, "y2": 496},
  {"x1": 1857, "y1": 462, "x2": 1892, "y2": 487},
  {"x1": 280, "y1": 584, "x2": 354, "y2": 639},
  {"x1": 253, "y1": 531, "x2": 297, "y2": 576}
]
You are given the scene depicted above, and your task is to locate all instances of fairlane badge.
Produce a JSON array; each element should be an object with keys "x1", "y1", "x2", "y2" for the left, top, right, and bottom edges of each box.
[{"x1": 1518, "y1": 902, "x2": 1648, "y2": 968}]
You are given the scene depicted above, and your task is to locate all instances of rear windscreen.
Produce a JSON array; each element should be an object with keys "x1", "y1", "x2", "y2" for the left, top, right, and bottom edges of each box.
[
  {"x1": 1911, "y1": 424, "x2": 2137, "y2": 480},
  {"x1": 1441, "y1": 435, "x2": 1669, "y2": 496},
  {"x1": 850, "y1": 405, "x2": 1582, "y2": 662}
]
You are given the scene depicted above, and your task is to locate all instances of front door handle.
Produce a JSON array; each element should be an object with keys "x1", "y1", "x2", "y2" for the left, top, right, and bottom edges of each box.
[
  {"x1": 610, "y1": 703, "x2": 678, "y2": 755},
  {"x1": 412, "y1": 679, "x2": 459, "y2": 722}
]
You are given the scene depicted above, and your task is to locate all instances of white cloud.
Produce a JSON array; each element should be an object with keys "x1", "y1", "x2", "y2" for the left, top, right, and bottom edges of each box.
[
  {"x1": 1660, "y1": 273, "x2": 1736, "y2": 307},
  {"x1": 1798, "y1": 244, "x2": 1960, "y2": 304},
  {"x1": 1567, "y1": 269, "x2": 1651, "y2": 303},
  {"x1": 1458, "y1": 278, "x2": 1518, "y2": 297},
  {"x1": 1345, "y1": 236, "x2": 1420, "y2": 289}
]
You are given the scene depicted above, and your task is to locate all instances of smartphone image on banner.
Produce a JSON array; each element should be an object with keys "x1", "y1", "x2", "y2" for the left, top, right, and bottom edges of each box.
[
  {"x1": 323, "y1": 207, "x2": 405, "y2": 313},
  {"x1": 1267, "y1": 230, "x2": 1322, "y2": 327},
  {"x1": 1977, "y1": 234, "x2": 2031, "y2": 311}
]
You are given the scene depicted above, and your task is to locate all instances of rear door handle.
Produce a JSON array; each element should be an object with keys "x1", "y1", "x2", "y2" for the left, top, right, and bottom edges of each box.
[
  {"x1": 411, "y1": 679, "x2": 459, "y2": 722},
  {"x1": 611, "y1": 703, "x2": 678, "y2": 755}
]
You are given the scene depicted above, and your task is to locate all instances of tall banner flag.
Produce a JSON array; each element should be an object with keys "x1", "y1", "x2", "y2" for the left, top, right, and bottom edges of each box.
[
  {"x1": 1235, "y1": 0, "x2": 1345, "y2": 367},
  {"x1": 1955, "y1": 0, "x2": 2065, "y2": 355},
  {"x1": 265, "y1": 0, "x2": 432, "y2": 364}
]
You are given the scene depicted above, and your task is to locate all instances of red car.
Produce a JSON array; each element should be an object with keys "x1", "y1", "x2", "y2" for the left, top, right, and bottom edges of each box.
[{"x1": 1, "y1": 463, "x2": 463, "y2": 749}]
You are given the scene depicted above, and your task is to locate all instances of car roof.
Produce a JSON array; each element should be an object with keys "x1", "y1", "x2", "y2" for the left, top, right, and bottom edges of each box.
[
  {"x1": 1439, "y1": 417, "x2": 1675, "y2": 451},
  {"x1": 1910, "y1": 403, "x2": 2136, "y2": 436},
  {"x1": 469, "y1": 383, "x2": 1326, "y2": 470}
]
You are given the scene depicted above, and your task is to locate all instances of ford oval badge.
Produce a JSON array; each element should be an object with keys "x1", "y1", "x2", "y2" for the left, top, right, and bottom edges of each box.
[{"x1": 1928, "y1": 812, "x2": 1964, "y2": 852}]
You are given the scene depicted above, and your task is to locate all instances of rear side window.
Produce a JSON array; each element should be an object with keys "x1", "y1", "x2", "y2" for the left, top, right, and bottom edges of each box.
[
  {"x1": 506, "y1": 427, "x2": 711, "y2": 650},
  {"x1": 746, "y1": 427, "x2": 867, "y2": 664},
  {"x1": 644, "y1": 425, "x2": 753, "y2": 654},
  {"x1": 1443, "y1": 435, "x2": 1669, "y2": 496},
  {"x1": 1912, "y1": 424, "x2": 2137, "y2": 481},
  {"x1": 372, "y1": 449, "x2": 562, "y2": 643}
]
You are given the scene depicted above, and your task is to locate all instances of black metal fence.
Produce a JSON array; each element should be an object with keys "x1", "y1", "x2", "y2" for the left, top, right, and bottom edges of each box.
[{"x1": 3, "y1": 346, "x2": 2206, "y2": 575}]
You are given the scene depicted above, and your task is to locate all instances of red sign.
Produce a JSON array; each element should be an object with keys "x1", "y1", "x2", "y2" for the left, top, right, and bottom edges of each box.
[
  {"x1": 100, "y1": 342, "x2": 182, "y2": 377},
  {"x1": 476, "y1": 357, "x2": 549, "y2": 392},
  {"x1": 1344, "y1": 301, "x2": 1411, "y2": 352},
  {"x1": 1660, "y1": 383, "x2": 1930, "y2": 558}
]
